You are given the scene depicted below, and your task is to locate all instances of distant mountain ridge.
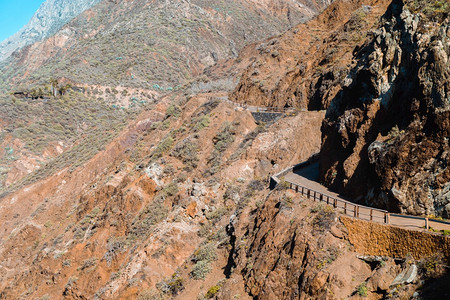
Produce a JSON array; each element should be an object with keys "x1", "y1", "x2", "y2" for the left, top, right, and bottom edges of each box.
[
  {"x1": 0, "y1": 0, "x2": 100, "y2": 61},
  {"x1": 0, "y1": 0, "x2": 332, "y2": 91}
]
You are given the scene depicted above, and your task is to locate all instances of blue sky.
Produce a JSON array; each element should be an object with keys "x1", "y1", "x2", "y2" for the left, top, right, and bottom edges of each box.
[{"x1": 0, "y1": 0, "x2": 45, "y2": 42}]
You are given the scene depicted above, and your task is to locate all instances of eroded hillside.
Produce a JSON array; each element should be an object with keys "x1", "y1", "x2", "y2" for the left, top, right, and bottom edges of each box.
[
  {"x1": 0, "y1": 88, "x2": 325, "y2": 298},
  {"x1": 0, "y1": 0, "x2": 331, "y2": 92},
  {"x1": 0, "y1": 0, "x2": 332, "y2": 199},
  {"x1": 0, "y1": 0, "x2": 449, "y2": 299}
]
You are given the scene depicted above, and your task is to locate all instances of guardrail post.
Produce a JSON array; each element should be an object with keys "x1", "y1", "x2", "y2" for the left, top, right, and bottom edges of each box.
[
  {"x1": 370, "y1": 209, "x2": 373, "y2": 221},
  {"x1": 384, "y1": 213, "x2": 390, "y2": 224},
  {"x1": 301, "y1": 187, "x2": 304, "y2": 195},
  {"x1": 425, "y1": 218, "x2": 429, "y2": 230},
  {"x1": 290, "y1": 183, "x2": 292, "y2": 189},
  {"x1": 333, "y1": 199, "x2": 337, "y2": 208},
  {"x1": 354, "y1": 205, "x2": 357, "y2": 217},
  {"x1": 307, "y1": 189, "x2": 310, "y2": 199},
  {"x1": 320, "y1": 194, "x2": 323, "y2": 202},
  {"x1": 314, "y1": 191, "x2": 316, "y2": 200},
  {"x1": 295, "y1": 185, "x2": 298, "y2": 193},
  {"x1": 344, "y1": 202, "x2": 347, "y2": 215},
  {"x1": 326, "y1": 196, "x2": 329, "y2": 205}
]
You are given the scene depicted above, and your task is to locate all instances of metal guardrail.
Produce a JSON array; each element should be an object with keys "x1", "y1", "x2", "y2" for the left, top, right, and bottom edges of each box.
[
  {"x1": 220, "y1": 97, "x2": 450, "y2": 231},
  {"x1": 271, "y1": 158, "x2": 450, "y2": 231},
  {"x1": 286, "y1": 181, "x2": 390, "y2": 224}
]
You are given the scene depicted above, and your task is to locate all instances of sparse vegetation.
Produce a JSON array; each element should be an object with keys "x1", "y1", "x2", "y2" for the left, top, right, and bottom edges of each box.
[
  {"x1": 104, "y1": 236, "x2": 127, "y2": 266},
  {"x1": 128, "y1": 197, "x2": 168, "y2": 240},
  {"x1": 311, "y1": 204, "x2": 336, "y2": 233},
  {"x1": 406, "y1": 0, "x2": 449, "y2": 22},
  {"x1": 78, "y1": 258, "x2": 97, "y2": 271},
  {"x1": 357, "y1": 282, "x2": 368, "y2": 297},
  {"x1": 191, "y1": 242, "x2": 217, "y2": 280},
  {"x1": 418, "y1": 253, "x2": 446, "y2": 279},
  {"x1": 65, "y1": 276, "x2": 78, "y2": 288},
  {"x1": 205, "y1": 284, "x2": 221, "y2": 298},
  {"x1": 0, "y1": 91, "x2": 130, "y2": 194},
  {"x1": 157, "y1": 272, "x2": 184, "y2": 296},
  {"x1": 137, "y1": 289, "x2": 164, "y2": 300},
  {"x1": 206, "y1": 122, "x2": 236, "y2": 175},
  {"x1": 62, "y1": 259, "x2": 71, "y2": 268},
  {"x1": 171, "y1": 138, "x2": 199, "y2": 171}
]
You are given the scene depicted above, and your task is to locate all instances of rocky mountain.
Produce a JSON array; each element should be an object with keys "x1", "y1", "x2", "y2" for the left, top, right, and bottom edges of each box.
[
  {"x1": 0, "y1": 0, "x2": 448, "y2": 299},
  {"x1": 0, "y1": 0, "x2": 330, "y2": 92},
  {"x1": 0, "y1": 0, "x2": 331, "y2": 192},
  {"x1": 320, "y1": 0, "x2": 450, "y2": 216},
  {"x1": 0, "y1": 0, "x2": 101, "y2": 61},
  {"x1": 230, "y1": 0, "x2": 392, "y2": 109}
]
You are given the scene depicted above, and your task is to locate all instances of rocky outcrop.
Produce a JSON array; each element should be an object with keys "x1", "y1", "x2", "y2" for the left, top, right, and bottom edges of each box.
[
  {"x1": 216, "y1": 191, "x2": 449, "y2": 299},
  {"x1": 230, "y1": 0, "x2": 393, "y2": 110},
  {"x1": 320, "y1": 0, "x2": 450, "y2": 216},
  {"x1": 0, "y1": 0, "x2": 100, "y2": 60}
]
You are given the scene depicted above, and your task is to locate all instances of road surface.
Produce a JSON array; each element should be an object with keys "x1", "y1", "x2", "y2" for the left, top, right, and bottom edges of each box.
[{"x1": 283, "y1": 162, "x2": 450, "y2": 232}]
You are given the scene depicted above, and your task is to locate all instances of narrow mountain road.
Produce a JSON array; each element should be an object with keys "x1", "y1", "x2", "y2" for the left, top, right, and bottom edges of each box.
[{"x1": 284, "y1": 162, "x2": 450, "y2": 232}]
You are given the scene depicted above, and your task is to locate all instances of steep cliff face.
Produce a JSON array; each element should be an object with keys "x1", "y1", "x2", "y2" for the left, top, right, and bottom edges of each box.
[
  {"x1": 0, "y1": 0, "x2": 100, "y2": 60},
  {"x1": 320, "y1": 0, "x2": 450, "y2": 216},
  {"x1": 230, "y1": 0, "x2": 393, "y2": 109}
]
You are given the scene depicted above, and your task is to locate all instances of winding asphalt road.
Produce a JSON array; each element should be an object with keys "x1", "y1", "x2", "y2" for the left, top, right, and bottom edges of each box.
[{"x1": 283, "y1": 162, "x2": 450, "y2": 232}]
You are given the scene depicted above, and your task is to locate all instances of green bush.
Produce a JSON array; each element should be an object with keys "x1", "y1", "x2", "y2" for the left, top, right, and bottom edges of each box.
[
  {"x1": 166, "y1": 104, "x2": 181, "y2": 118},
  {"x1": 152, "y1": 134, "x2": 174, "y2": 158},
  {"x1": 407, "y1": 0, "x2": 449, "y2": 22},
  {"x1": 190, "y1": 242, "x2": 217, "y2": 280},
  {"x1": 193, "y1": 243, "x2": 217, "y2": 263},
  {"x1": 162, "y1": 182, "x2": 179, "y2": 197},
  {"x1": 193, "y1": 115, "x2": 210, "y2": 132},
  {"x1": 206, "y1": 285, "x2": 221, "y2": 298},
  {"x1": 171, "y1": 138, "x2": 199, "y2": 170},
  {"x1": 157, "y1": 272, "x2": 184, "y2": 295},
  {"x1": 191, "y1": 260, "x2": 211, "y2": 280},
  {"x1": 357, "y1": 282, "x2": 368, "y2": 297}
]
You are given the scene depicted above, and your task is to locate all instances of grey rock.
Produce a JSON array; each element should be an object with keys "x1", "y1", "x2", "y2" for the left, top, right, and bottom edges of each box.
[
  {"x1": 0, "y1": 0, "x2": 100, "y2": 60},
  {"x1": 145, "y1": 163, "x2": 163, "y2": 186},
  {"x1": 390, "y1": 264, "x2": 417, "y2": 286},
  {"x1": 191, "y1": 182, "x2": 207, "y2": 197}
]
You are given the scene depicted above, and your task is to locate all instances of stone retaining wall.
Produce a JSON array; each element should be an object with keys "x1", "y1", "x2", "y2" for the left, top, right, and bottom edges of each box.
[{"x1": 342, "y1": 216, "x2": 450, "y2": 263}]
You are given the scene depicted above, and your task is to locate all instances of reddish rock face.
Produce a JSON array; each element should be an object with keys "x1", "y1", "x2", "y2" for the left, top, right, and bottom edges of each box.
[
  {"x1": 320, "y1": 0, "x2": 450, "y2": 216},
  {"x1": 231, "y1": 0, "x2": 393, "y2": 110}
]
